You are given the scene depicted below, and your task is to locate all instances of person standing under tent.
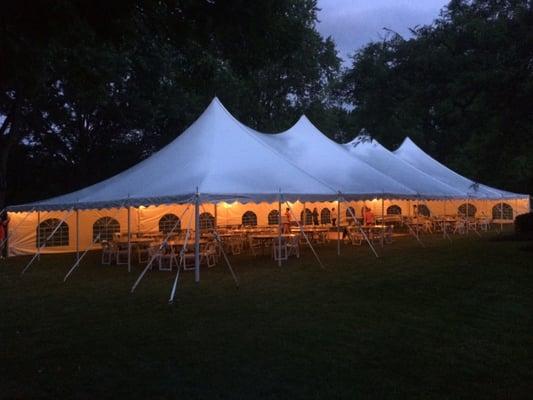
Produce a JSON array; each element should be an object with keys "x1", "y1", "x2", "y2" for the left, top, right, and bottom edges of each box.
[
  {"x1": 312, "y1": 208, "x2": 319, "y2": 226},
  {"x1": 0, "y1": 214, "x2": 9, "y2": 259},
  {"x1": 364, "y1": 207, "x2": 375, "y2": 226},
  {"x1": 331, "y1": 208, "x2": 336, "y2": 227},
  {"x1": 282, "y1": 208, "x2": 291, "y2": 233}
]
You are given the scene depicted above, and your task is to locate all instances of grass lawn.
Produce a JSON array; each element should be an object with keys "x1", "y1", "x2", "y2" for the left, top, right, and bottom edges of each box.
[{"x1": 1, "y1": 232, "x2": 532, "y2": 399}]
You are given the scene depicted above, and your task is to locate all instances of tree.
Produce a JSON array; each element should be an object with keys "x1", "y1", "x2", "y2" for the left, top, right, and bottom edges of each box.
[
  {"x1": 342, "y1": 0, "x2": 533, "y2": 193},
  {"x1": 1, "y1": 0, "x2": 342, "y2": 208}
]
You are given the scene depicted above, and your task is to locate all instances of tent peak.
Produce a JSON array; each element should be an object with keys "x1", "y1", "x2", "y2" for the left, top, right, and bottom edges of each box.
[{"x1": 397, "y1": 136, "x2": 418, "y2": 151}]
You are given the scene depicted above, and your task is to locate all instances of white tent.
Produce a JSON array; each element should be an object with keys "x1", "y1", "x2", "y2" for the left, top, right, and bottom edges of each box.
[
  {"x1": 9, "y1": 98, "x2": 341, "y2": 213},
  {"x1": 393, "y1": 137, "x2": 529, "y2": 200},
  {"x1": 251, "y1": 116, "x2": 416, "y2": 199},
  {"x1": 344, "y1": 135, "x2": 467, "y2": 199},
  {"x1": 5, "y1": 99, "x2": 530, "y2": 259}
]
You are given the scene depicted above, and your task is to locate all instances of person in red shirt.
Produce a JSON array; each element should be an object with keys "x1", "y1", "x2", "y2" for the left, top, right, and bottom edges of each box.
[{"x1": 364, "y1": 207, "x2": 375, "y2": 226}]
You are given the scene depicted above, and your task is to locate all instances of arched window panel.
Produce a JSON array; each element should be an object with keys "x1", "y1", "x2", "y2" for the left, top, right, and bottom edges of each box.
[
  {"x1": 242, "y1": 211, "x2": 258, "y2": 226},
  {"x1": 416, "y1": 204, "x2": 431, "y2": 217},
  {"x1": 268, "y1": 210, "x2": 280, "y2": 225},
  {"x1": 300, "y1": 208, "x2": 313, "y2": 225},
  {"x1": 159, "y1": 214, "x2": 181, "y2": 234},
  {"x1": 320, "y1": 208, "x2": 331, "y2": 224},
  {"x1": 37, "y1": 218, "x2": 69, "y2": 248},
  {"x1": 386, "y1": 205, "x2": 402, "y2": 215},
  {"x1": 93, "y1": 217, "x2": 120, "y2": 242},
  {"x1": 199, "y1": 212, "x2": 215, "y2": 230},
  {"x1": 492, "y1": 203, "x2": 513, "y2": 220},
  {"x1": 458, "y1": 203, "x2": 476, "y2": 217}
]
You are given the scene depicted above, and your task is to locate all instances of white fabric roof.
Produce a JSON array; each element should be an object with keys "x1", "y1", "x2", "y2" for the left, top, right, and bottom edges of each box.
[
  {"x1": 344, "y1": 135, "x2": 467, "y2": 199},
  {"x1": 252, "y1": 116, "x2": 416, "y2": 199},
  {"x1": 8, "y1": 99, "x2": 528, "y2": 212},
  {"x1": 10, "y1": 99, "x2": 339, "y2": 211},
  {"x1": 393, "y1": 137, "x2": 529, "y2": 200}
]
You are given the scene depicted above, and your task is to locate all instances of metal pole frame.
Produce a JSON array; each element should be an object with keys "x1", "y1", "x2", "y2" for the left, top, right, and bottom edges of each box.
[
  {"x1": 278, "y1": 189, "x2": 282, "y2": 266},
  {"x1": 127, "y1": 206, "x2": 132, "y2": 272},
  {"x1": 336, "y1": 198, "x2": 341, "y2": 255},
  {"x1": 194, "y1": 189, "x2": 201, "y2": 283}
]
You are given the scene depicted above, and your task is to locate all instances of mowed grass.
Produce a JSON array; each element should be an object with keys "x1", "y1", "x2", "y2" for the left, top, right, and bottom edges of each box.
[{"x1": 1, "y1": 232, "x2": 533, "y2": 399}]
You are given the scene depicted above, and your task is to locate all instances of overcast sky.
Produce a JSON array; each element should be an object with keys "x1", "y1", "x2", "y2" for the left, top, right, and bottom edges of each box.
[{"x1": 316, "y1": 0, "x2": 449, "y2": 64}]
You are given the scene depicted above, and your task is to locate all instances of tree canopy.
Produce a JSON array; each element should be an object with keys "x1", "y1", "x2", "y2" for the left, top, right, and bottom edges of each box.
[{"x1": 342, "y1": 0, "x2": 533, "y2": 194}]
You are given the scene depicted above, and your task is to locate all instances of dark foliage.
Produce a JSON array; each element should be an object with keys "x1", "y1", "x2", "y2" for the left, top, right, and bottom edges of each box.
[
  {"x1": 343, "y1": 0, "x2": 533, "y2": 194},
  {"x1": 515, "y1": 212, "x2": 533, "y2": 235}
]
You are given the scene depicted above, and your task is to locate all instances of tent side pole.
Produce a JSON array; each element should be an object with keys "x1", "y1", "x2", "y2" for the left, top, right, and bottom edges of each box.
[
  {"x1": 337, "y1": 199, "x2": 340, "y2": 256},
  {"x1": 381, "y1": 196, "x2": 385, "y2": 247},
  {"x1": 127, "y1": 206, "x2": 131, "y2": 273},
  {"x1": 194, "y1": 190, "x2": 200, "y2": 283},
  {"x1": 278, "y1": 190, "x2": 282, "y2": 267},
  {"x1": 500, "y1": 197, "x2": 503, "y2": 232},
  {"x1": 76, "y1": 209, "x2": 80, "y2": 262},
  {"x1": 37, "y1": 211, "x2": 41, "y2": 255}
]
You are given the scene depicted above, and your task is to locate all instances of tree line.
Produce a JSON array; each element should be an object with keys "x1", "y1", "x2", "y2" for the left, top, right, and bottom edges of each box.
[{"x1": 1, "y1": 0, "x2": 531, "y2": 209}]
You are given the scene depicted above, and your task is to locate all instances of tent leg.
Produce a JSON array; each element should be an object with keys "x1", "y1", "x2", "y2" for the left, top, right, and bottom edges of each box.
[
  {"x1": 278, "y1": 191, "x2": 282, "y2": 267},
  {"x1": 336, "y1": 199, "x2": 340, "y2": 256},
  {"x1": 194, "y1": 190, "x2": 200, "y2": 284},
  {"x1": 76, "y1": 209, "x2": 80, "y2": 262},
  {"x1": 127, "y1": 206, "x2": 131, "y2": 272}
]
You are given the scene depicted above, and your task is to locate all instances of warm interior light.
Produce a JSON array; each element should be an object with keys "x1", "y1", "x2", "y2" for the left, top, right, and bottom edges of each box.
[
  {"x1": 222, "y1": 202, "x2": 233, "y2": 209},
  {"x1": 139, "y1": 205, "x2": 146, "y2": 209}
]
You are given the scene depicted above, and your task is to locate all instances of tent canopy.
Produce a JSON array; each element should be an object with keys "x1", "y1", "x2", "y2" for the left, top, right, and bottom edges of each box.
[
  {"x1": 344, "y1": 135, "x2": 468, "y2": 199},
  {"x1": 9, "y1": 98, "x2": 341, "y2": 212},
  {"x1": 7, "y1": 99, "x2": 529, "y2": 213},
  {"x1": 252, "y1": 116, "x2": 416, "y2": 200},
  {"x1": 393, "y1": 137, "x2": 529, "y2": 200}
]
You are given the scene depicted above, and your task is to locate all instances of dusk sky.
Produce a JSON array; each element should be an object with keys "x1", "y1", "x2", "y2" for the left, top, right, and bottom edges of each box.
[{"x1": 316, "y1": 0, "x2": 449, "y2": 64}]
